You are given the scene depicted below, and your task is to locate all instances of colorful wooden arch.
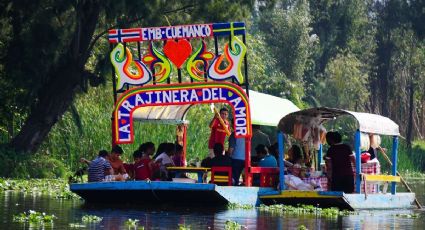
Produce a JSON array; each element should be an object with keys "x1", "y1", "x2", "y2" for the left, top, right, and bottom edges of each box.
[{"x1": 112, "y1": 82, "x2": 252, "y2": 144}]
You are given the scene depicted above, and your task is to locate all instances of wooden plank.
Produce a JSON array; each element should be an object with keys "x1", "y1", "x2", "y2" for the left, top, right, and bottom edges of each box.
[{"x1": 363, "y1": 174, "x2": 400, "y2": 182}]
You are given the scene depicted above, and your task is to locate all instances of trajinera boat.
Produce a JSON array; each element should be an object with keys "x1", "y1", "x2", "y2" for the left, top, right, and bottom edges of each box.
[{"x1": 70, "y1": 21, "x2": 416, "y2": 210}]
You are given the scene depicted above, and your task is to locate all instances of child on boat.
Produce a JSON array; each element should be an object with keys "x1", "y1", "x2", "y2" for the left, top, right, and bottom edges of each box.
[
  {"x1": 172, "y1": 144, "x2": 184, "y2": 166},
  {"x1": 140, "y1": 141, "x2": 155, "y2": 159},
  {"x1": 154, "y1": 143, "x2": 176, "y2": 180}
]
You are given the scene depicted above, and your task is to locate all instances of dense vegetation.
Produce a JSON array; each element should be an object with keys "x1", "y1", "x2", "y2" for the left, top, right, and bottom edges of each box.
[{"x1": 0, "y1": 0, "x2": 425, "y2": 177}]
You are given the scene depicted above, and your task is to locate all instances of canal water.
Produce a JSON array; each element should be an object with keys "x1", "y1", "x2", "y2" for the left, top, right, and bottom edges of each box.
[{"x1": 1, "y1": 180, "x2": 424, "y2": 229}]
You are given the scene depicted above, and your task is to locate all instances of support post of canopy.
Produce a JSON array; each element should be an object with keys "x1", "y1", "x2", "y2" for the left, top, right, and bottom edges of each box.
[
  {"x1": 244, "y1": 137, "x2": 252, "y2": 186},
  {"x1": 110, "y1": 43, "x2": 117, "y2": 103},
  {"x1": 278, "y1": 131, "x2": 285, "y2": 191},
  {"x1": 111, "y1": 115, "x2": 117, "y2": 147},
  {"x1": 391, "y1": 136, "x2": 398, "y2": 195},
  {"x1": 355, "y1": 130, "x2": 361, "y2": 193},
  {"x1": 183, "y1": 124, "x2": 188, "y2": 166},
  {"x1": 317, "y1": 144, "x2": 323, "y2": 170}
]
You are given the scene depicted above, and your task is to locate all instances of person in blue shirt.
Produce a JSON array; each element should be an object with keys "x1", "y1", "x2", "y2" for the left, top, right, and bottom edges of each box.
[
  {"x1": 256, "y1": 144, "x2": 277, "y2": 167},
  {"x1": 228, "y1": 131, "x2": 245, "y2": 185}
]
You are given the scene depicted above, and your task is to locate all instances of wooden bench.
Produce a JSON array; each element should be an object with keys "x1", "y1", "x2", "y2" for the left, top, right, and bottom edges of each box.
[{"x1": 361, "y1": 174, "x2": 400, "y2": 196}]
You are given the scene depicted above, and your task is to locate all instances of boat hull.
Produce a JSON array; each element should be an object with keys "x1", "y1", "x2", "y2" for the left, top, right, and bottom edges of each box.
[
  {"x1": 70, "y1": 182, "x2": 416, "y2": 210},
  {"x1": 259, "y1": 190, "x2": 416, "y2": 210},
  {"x1": 70, "y1": 181, "x2": 275, "y2": 207}
]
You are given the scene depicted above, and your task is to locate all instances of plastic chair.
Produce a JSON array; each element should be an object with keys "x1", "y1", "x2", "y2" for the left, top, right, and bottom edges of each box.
[{"x1": 211, "y1": 166, "x2": 232, "y2": 186}]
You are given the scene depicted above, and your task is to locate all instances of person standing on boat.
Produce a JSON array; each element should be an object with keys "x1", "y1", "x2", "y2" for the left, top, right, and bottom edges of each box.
[
  {"x1": 325, "y1": 132, "x2": 355, "y2": 193},
  {"x1": 228, "y1": 130, "x2": 245, "y2": 186},
  {"x1": 85, "y1": 150, "x2": 113, "y2": 182},
  {"x1": 250, "y1": 125, "x2": 271, "y2": 164},
  {"x1": 208, "y1": 107, "x2": 230, "y2": 158}
]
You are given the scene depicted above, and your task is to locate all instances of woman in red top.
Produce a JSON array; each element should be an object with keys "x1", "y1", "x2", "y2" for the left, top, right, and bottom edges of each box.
[{"x1": 325, "y1": 131, "x2": 355, "y2": 193}]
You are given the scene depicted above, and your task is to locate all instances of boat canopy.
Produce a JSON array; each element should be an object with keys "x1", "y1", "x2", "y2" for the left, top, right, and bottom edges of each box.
[
  {"x1": 132, "y1": 90, "x2": 300, "y2": 126},
  {"x1": 278, "y1": 107, "x2": 400, "y2": 136}
]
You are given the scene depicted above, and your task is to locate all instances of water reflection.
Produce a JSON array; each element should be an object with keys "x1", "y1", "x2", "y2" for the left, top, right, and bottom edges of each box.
[{"x1": 0, "y1": 190, "x2": 424, "y2": 229}]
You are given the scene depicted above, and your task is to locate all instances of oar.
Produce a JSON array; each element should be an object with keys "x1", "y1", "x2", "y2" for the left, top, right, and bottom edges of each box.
[
  {"x1": 210, "y1": 104, "x2": 231, "y2": 136},
  {"x1": 377, "y1": 146, "x2": 422, "y2": 209}
]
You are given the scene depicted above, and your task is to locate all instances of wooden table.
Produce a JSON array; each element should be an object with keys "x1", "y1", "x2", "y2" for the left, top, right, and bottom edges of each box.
[{"x1": 167, "y1": 166, "x2": 211, "y2": 183}]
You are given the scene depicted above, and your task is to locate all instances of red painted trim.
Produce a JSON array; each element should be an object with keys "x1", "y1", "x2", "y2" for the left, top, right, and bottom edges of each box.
[
  {"x1": 111, "y1": 114, "x2": 117, "y2": 147},
  {"x1": 183, "y1": 124, "x2": 187, "y2": 166},
  {"x1": 245, "y1": 138, "x2": 252, "y2": 187}
]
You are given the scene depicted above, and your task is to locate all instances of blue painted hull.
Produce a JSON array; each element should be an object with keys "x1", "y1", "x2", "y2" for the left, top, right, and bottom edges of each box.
[
  {"x1": 70, "y1": 181, "x2": 275, "y2": 207},
  {"x1": 70, "y1": 182, "x2": 416, "y2": 210}
]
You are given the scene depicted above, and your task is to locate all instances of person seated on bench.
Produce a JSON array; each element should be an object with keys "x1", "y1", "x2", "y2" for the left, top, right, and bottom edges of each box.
[
  {"x1": 208, "y1": 143, "x2": 232, "y2": 185},
  {"x1": 139, "y1": 141, "x2": 156, "y2": 159},
  {"x1": 205, "y1": 143, "x2": 232, "y2": 168},
  {"x1": 172, "y1": 144, "x2": 185, "y2": 167},
  {"x1": 86, "y1": 150, "x2": 113, "y2": 182},
  {"x1": 287, "y1": 145, "x2": 304, "y2": 165},
  {"x1": 257, "y1": 144, "x2": 277, "y2": 167},
  {"x1": 154, "y1": 143, "x2": 176, "y2": 180},
  {"x1": 253, "y1": 144, "x2": 278, "y2": 186},
  {"x1": 285, "y1": 164, "x2": 321, "y2": 190},
  {"x1": 107, "y1": 145, "x2": 129, "y2": 181}
]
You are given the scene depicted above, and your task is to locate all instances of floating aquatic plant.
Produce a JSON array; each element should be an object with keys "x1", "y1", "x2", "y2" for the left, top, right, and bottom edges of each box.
[
  {"x1": 258, "y1": 204, "x2": 357, "y2": 217},
  {"x1": 0, "y1": 178, "x2": 79, "y2": 199},
  {"x1": 81, "y1": 214, "x2": 103, "y2": 223},
  {"x1": 125, "y1": 218, "x2": 140, "y2": 228},
  {"x1": 297, "y1": 224, "x2": 308, "y2": 230},
  {"x1": 227, "y1": 203, "x2": 254, "y2": 210},
  {"x1": 178, "y1": 223, "x2": 191, "y2": 230},
  {"x1": 13, "y1": 210, "x2": 56, "y2": 224},
  {"x1": 395, "y1": 213, "x2": 419, "y2": 218},
  {"x1": 225, "y1": 220, "x2": 246, "y2": 230}
]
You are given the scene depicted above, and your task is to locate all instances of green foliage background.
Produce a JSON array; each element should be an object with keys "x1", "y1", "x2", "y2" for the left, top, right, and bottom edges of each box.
[{"x1": 1, "y1": 0, "x2": 425, "y2": 177}]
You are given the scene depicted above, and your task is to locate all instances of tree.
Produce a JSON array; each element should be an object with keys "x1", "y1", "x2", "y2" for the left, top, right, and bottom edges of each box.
[
  {"x1": 2, "y1": 0, "x2": 252, "y2": 153},
  {"x1": 255, "y1": 0, "x2": 314, "y2": 107},
  {"x1": 315, "y1": 52, "x2": 369, "y2": 111}
]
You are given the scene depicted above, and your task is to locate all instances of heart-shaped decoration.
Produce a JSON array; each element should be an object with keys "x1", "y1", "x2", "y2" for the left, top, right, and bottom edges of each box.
[
  {"x1": 120, "y1": 119, "x2": 127, "y2": 125},
  {"x1": 196, "y1": 90, "x2": 203, "y2": 97},
  {"x1": 163, "y1": 39, "x2": 192, "y2": 69},
  {"x1": 228, "y1": 91, "x2": 233, "y2": 97}
]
